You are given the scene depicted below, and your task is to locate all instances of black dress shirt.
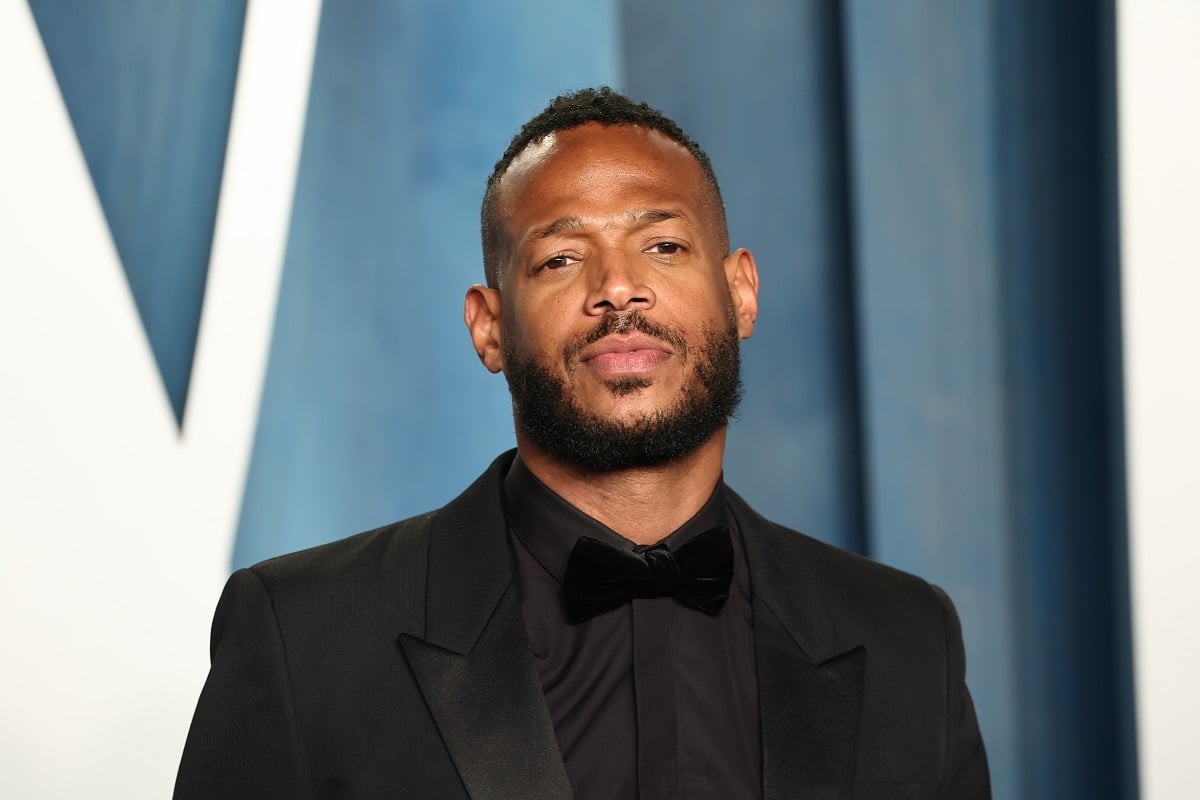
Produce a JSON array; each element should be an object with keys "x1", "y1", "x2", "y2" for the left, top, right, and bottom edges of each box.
[{"x1": 502, "y1": 455, "x2": 761, "y2": 800}]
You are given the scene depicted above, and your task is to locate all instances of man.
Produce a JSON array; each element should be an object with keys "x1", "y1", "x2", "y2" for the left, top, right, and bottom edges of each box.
[{"x1": 175, "y1": 88, "x2": 990, "y2": 799}]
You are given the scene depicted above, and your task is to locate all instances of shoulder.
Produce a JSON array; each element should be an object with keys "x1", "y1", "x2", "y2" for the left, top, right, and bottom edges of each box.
[
  {"x1": 727, "y1": 494, "x2": 990, "y2": 788},
  {"x1": 728, "y1": 487, "x2": 952, "y2": 655},
  {"x1": 238, "y1": 450, "x2": 515, "y2": 633},
  {"x1": 728, "y1": 486, "x2": 933, "y2": 596},
  {"x1": 249, "y1": 511, "x2": 436, "y2": 591},
  {"x1": 248, "y1": 450, "x2": 515, "y2": 588},
  {"x1": 232, "y1": 511, "x2": 437, "y2": 640}
]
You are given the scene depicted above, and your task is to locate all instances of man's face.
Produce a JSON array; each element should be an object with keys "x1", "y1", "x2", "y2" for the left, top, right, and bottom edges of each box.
[{"x1": 468, "y1": 123, "x2": 758, "y2": 470}]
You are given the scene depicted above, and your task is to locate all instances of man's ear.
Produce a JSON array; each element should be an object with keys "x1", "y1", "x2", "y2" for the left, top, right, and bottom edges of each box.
[
  {"x1": 464, "y1": 285, "x2": 504, "y2": 373},
  {"x1": 724, "y1": 248, "x2": 760, "y2": 339}
]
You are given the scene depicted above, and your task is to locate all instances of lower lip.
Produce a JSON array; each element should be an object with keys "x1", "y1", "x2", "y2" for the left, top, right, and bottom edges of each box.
[{"x1": 585, "y1": 349, "x2": 671, "y2": 375}]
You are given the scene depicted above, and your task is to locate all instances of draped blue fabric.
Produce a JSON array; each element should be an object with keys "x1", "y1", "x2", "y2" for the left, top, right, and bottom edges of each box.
[
  {"x1": 844, "y1": 2, "x2": 1023, "y2": 790},
  {"x1": 843, "y1": 3, "x2": 1132, "y2": 797},
  {"x1": 28, "y1": 0, "x2": 246, "y2": 424},
  {"x1": 29, "y1": 0, "x2": 1134, "y2": 796}
]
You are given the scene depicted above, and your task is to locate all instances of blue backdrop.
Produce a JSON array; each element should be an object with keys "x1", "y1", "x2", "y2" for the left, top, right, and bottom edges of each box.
[{"x1": 29, "y1": 1, "x2": 1135, "y2": 797}]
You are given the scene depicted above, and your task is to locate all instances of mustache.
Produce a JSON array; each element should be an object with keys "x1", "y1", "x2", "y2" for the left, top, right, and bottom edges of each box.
[{"x1": 563, "y1": 311, "x2": 687, "y2": 364}]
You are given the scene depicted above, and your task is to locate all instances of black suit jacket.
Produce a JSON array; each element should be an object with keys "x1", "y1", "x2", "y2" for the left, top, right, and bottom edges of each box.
[{"x1": 175, "y1": 451, "x2": 990, "y2": 799}]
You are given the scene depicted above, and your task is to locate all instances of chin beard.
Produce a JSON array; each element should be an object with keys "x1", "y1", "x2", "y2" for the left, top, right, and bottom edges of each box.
[{"x1": 502, "y1": 310, "x2": 743, "y2": 472}]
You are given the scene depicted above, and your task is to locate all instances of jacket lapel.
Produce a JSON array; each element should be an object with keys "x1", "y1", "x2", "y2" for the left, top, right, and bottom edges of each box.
[
  {"x1": 731, "y1": 491, "x2": 866, "y2": 800},
  {"x1": 398, "y1": 453, "x2": 573, "y2": 800}
]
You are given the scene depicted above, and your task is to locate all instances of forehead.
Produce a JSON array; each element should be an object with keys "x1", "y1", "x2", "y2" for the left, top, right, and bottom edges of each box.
[{"x1": 495, "y1": 123, "x2": 711, "y2": 235}]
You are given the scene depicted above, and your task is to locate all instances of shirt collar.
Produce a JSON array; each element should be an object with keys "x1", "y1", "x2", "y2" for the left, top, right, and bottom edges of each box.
[{"x1": 502, "y1": 452, "x2": 729, "y2": 583}]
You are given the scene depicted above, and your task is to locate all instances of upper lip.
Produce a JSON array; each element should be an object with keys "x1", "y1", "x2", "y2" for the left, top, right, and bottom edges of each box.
[{"x1": 579, "y1": 333, "x2": 674, "y2": 362}]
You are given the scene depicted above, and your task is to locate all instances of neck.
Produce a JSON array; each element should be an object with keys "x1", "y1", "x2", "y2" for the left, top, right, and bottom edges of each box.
[{"x1": 515, "y1": 431, "x2": 727, "y2": 546}]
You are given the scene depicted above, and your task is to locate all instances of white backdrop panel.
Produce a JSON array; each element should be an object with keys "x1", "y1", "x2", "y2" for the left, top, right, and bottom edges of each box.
[
  {"x1": 0, "y1": 2, "x2": 319, "y2": 797},
  {"x1": 1118, "y1": 3, "x2": 1200, "y2": 799}
]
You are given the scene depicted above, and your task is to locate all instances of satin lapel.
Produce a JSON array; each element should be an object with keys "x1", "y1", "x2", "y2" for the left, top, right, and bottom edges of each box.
[
  {"x1": 400, "y1": 585, "x2": 572, "y2": 800},
  {"x1": 399, "y1": 452, "x2": 573, "y2": 800},
  {"x1": 730, "y1": 490, "x2": 865, "y2": 800},
  {"x1": 755, "y1": 599, "x2": 864, "y2": 800}
]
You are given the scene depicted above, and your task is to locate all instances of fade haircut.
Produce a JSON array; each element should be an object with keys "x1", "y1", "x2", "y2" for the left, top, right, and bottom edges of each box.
[{"x1": 480, "y1": 87, "x2": 728, "y2": 288}]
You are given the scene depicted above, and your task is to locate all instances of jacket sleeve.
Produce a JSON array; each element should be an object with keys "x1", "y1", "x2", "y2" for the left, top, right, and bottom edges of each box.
[
  {"x1": 174, "y1": 569, "x2": 313, "y2": 799},
  {"x1": 931, "y1": 584, "x2": 992, "y2": 799}
]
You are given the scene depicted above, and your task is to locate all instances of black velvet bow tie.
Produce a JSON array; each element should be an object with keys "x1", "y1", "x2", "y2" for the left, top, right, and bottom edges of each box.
[{"x1": 562, "y1": 525, "x2": 734, "y2": 624}]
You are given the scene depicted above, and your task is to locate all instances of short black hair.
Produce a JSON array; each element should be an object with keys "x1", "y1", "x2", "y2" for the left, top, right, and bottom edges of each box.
[{"x1": 480, "y1": 87, "x2": 727, "y2": 287}]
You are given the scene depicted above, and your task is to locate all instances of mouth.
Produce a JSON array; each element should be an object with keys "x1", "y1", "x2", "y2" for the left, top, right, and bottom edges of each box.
[{"x1": 578, "y1": 333, "x2": 674, "y2": 376}]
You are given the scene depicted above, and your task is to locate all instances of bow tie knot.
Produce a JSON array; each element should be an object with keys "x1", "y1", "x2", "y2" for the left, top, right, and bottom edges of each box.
[
  {"x1": 563, "y1": 525, "x2": 734, "y2": 624},
  {"x1": 638, "y1": 545, "x2": 681, "y2": 598}
]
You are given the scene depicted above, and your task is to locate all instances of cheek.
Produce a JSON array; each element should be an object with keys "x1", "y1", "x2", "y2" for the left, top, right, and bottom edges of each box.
[
  {"x1": 502, "y1": 305, "x2": 568, "y2": 362},
  {"x1": 671, "y1": 284, "x2": 732, "y2": 328}
]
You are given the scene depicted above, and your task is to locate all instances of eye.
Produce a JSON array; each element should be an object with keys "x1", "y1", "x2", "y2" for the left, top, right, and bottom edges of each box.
[
  {"x1": 647, "y1": 241, "x2": 684, "y2": 255},
  {"x1": 539, "y1": 254, "x2": 579, "y2": 271}
]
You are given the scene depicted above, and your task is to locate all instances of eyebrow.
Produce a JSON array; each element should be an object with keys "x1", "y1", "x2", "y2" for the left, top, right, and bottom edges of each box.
[
  {"x1": 529, "y1": 209, "x2": 688, "y2": 242},
  {"x1": 530, "y1": 216, "x2": 587, "y2": 241},
  {"x1": 627, "y1": 208, "x2": 686, "y2": 227}
]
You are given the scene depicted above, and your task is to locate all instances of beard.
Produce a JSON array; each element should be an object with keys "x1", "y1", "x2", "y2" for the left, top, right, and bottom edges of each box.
[{"x1": 502, "y1": 309, "x2": 743, "y2": 472}]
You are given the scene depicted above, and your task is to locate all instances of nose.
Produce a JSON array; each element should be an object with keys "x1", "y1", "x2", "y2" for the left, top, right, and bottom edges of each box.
[{"x1": 584, "y1": 248, "x2": 656, "y2": 316}]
